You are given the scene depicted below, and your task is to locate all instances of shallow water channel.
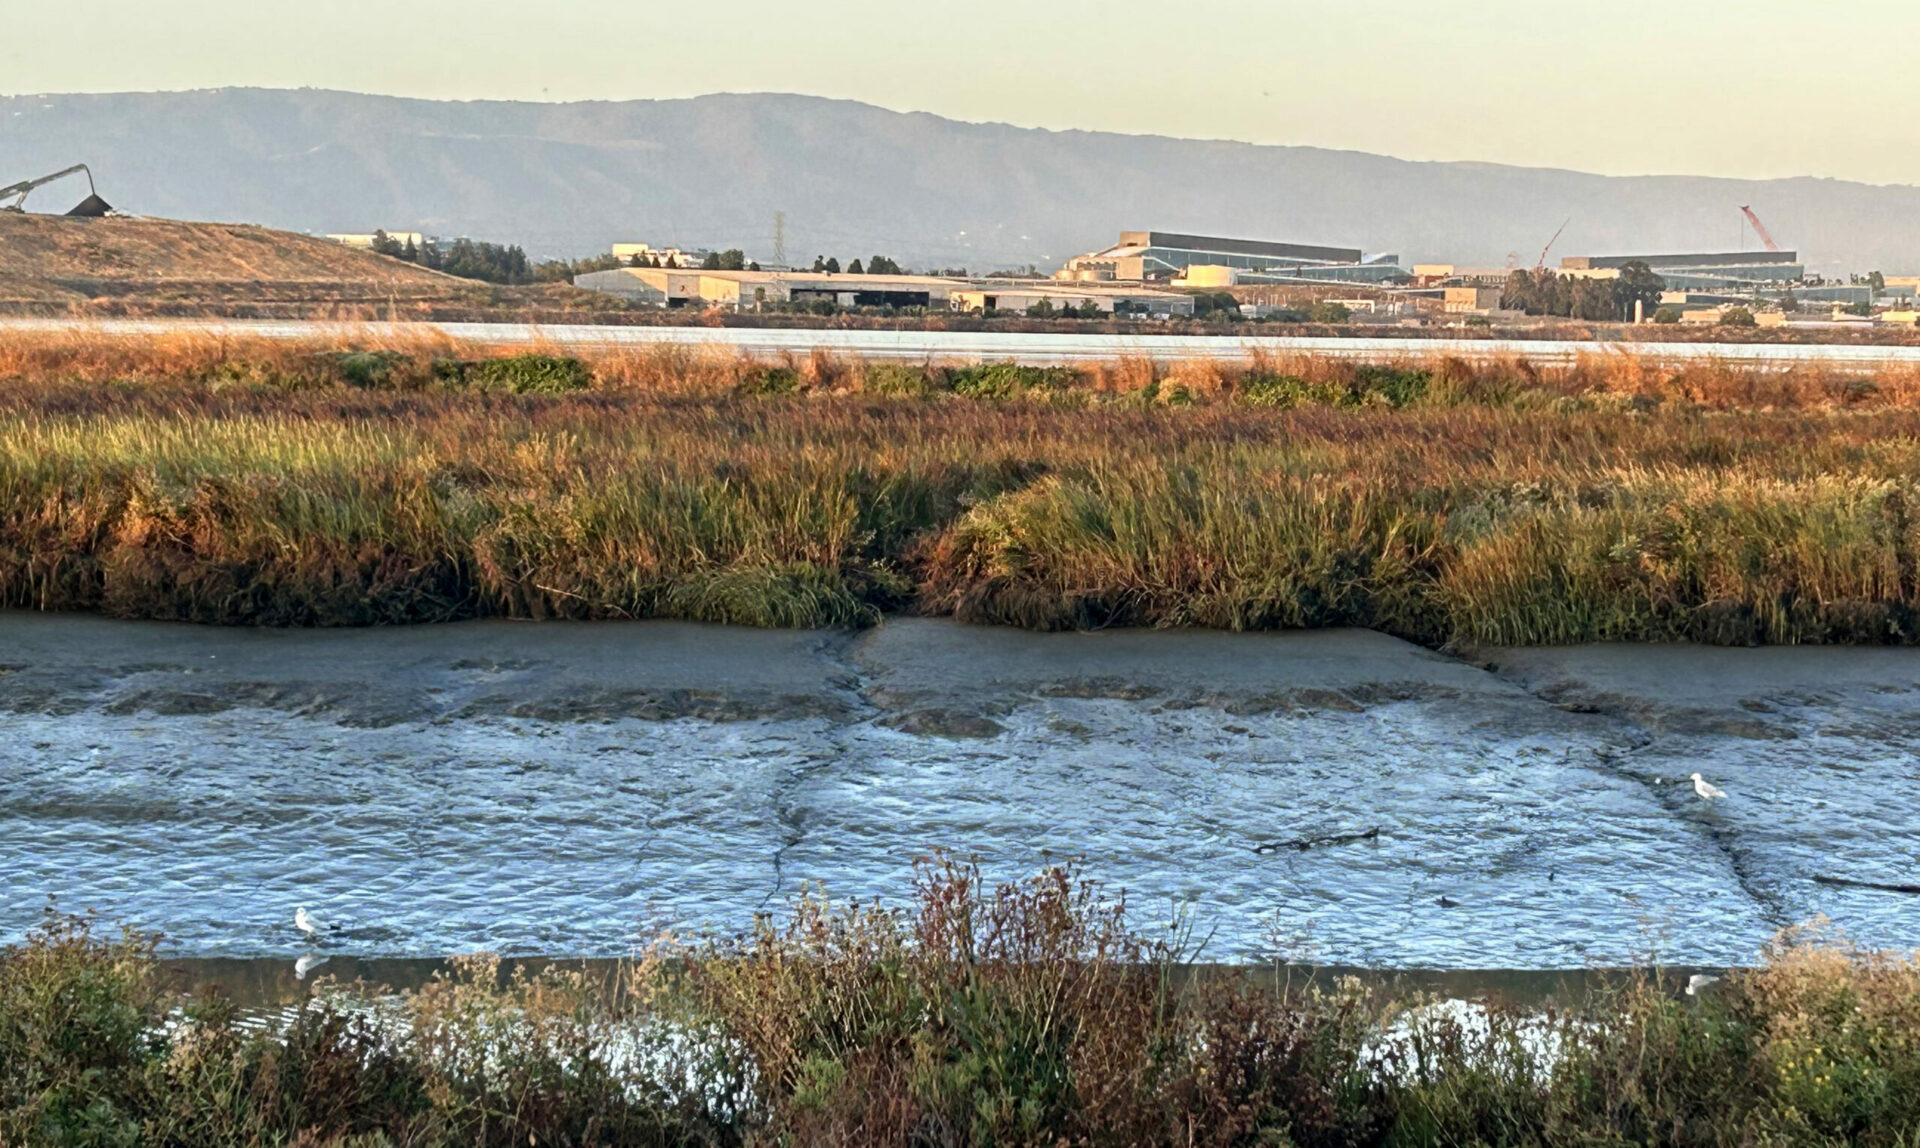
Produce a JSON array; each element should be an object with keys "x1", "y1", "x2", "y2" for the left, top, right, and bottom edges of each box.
[{"x1": 2, "y1": 614, "x2": 1917, "y2": 969}]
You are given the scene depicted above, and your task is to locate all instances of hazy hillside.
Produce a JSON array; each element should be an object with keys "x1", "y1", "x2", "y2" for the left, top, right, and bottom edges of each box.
[{"x1": 3, "y1": 88, "x2": 1916, "y2": 273}]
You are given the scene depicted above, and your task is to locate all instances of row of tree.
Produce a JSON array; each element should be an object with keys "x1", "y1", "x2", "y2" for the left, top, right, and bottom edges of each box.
[
  {"x1": 809, "y1": 255, "x2": 906, "y2": 275},
  {"x1": 369, "y1": 231, "x2": 535, "y2": 285},
  {"x1": 368, "y1": 230, "x2": 931, "y2": 285},
  {"x1": 1501, "y1": 261, "x2": 1665, "y2": 321}
]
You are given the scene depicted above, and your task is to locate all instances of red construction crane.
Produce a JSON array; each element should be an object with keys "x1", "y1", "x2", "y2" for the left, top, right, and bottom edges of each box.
[
  {"x1": 1535, "y1": 217, "x2": 1571, "y2": 271},
  {"x1": 1739, "y1": 205, "x2": 1782, "y2": 253}
]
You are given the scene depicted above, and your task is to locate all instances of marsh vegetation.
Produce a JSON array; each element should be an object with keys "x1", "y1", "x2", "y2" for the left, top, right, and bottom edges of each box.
[
  {"x1": 5, "y1": 330, "x2": 1920, "y2": 646},
  {"x1": 4, "y1": 862, "x2": 1918, "y2": 1146}
]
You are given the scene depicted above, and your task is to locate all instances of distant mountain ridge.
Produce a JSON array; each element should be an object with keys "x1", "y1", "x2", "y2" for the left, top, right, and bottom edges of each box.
[{"x1": 2, "y1": 88, "x2": 1915, "y2": 273}]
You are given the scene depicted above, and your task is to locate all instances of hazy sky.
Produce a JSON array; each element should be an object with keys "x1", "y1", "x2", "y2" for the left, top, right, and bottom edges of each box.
[{"x1": 9, "y1": 0, "x2": 1920, "y2": 185}]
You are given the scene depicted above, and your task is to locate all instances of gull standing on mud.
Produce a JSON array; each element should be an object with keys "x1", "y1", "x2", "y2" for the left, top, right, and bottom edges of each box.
[
  {"x1": 1691, "y1": 773, "x2": 1727, "y2": 800},
  {"x1": 1687, "y1": 974, "x2": 1721, "y2": 996},
  {"x1": 294, "y1": 907, "x2": 328, "y2": 942}
]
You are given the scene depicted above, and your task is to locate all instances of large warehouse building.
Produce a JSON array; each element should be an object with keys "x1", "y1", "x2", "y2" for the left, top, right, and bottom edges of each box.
[
  {"x1": 575, "y1": 267, "x2": 965, "y2": 309},
  {"x1": 1561, "y1": 250, "x2": 1805, "y2": 290},
  {"x1": 574, "y1": 266, "x2": 1194, "y2": 316},
  {"x1": 1058, "y1": 230, "x2": 1402, "y2": 285}
]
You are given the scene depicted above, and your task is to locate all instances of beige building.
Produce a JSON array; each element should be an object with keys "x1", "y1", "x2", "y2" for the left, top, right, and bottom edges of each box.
[
  {"x1": 327, "y1": 231, "x2": 425, "y2": 249},
  {"x1": 610, "y1": 243, "x2": 701, "y2": 266},
  {"x1": 1443, "y1": 286, "x2": 1504, "y2": 313},
  {"x1": 1176, "y1": 265, "x2": 1241, "y2": 288}
]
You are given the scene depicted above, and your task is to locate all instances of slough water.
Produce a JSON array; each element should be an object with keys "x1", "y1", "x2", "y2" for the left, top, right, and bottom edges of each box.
[{"x1": 8, "y1": 316, "x2": 1920, "y2": 366}]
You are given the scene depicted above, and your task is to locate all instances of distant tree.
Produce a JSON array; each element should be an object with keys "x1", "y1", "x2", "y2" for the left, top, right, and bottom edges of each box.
[
  {"x1": 1843, "y1": 301, "x2": 1875, "y2": 317},
  {"x1": 1612, "y1": 260, "x2": 1666, "y2": 321},
  {"x1": 1027, "y1": 298, "x2": 1054, "y2": 317},
  {"x1": 866, "y1": 255, "x2": 903, "y2": 276},
  {"x1": 811, "y1": 255, "x2": 828, "y2": 273},
  {"x1": 824, "y1": 257, "x2": 842, "y2": 274},
  {"x1": 748, "y1": 261, "x2": 761, "y2": 271},
  {"x1": 1652, "y1": 305, "x2": 1684, "y2": 324},
  {"x1": 1869, "y1": 271, "x2": 1886, "y2": 297},
  {"x1": 1500, "y1": 269, "x2": 1536, "y2": 313},
  {"x1": 401, "y1": 237, "x2": 418, "y2": 262},
  {"x1": 1718, "y1": 306, "x2": 1758, "y2": 327},
  {"x1": 438, "y1": 237, "x2": 531, "y2": 284},
  {"x1": 1780, "y1": 290, "x2": 1800, "y2": 313},
  {"x1": 1571, "y1": 278, "x2": 1618, "y2": 321},
  {"x1": 369, "y1": 229, "x2": 406, "y2": 258},
  {"x1": 1308, "y1": 301, "x2": 1352, "y2": 324},
  {"x1": 847, "y1": 259, "x2": 865, "y2": 275},
  {"x1": 701, "y1": 251, "x2": 723, "y2": 270},
  {"x1": 532, "y1": 253, "x2": 623, "y2": 283}
]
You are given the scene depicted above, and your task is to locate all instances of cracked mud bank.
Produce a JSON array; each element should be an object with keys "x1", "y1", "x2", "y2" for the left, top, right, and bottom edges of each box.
[{"x1": 2, "y1": 613, "x2": 1917, "y2": 967}]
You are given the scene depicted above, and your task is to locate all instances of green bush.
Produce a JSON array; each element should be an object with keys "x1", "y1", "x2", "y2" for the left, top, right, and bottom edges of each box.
[
  {"x1": 945, "y1": 362, "x2": 1077, "y2": 400},
  {"x1": 452, "y1": 354, "x2": 592, "y2": 394},
  {"x1": 741, "y1": 365, "x2": 805, "y2": 395},
  {"x1": 328, "y1": 350, "x2": 408, "y2": 389},
  {"x1": 861, "y1": 363, "x2": 938, "y2": 398},
  {"x1": 1241, "y1": 367, "x2": 1429, "y2": 409},
  {"x1": 1653, "y1": 304, "x2": 1685, "y2": 324},
  {"x1": 1719, "y1": 306, "x2": 1759, "y2": 328},
  {"x1": 1241, "y1": 373, "x2": 1350, "y2": 408}
]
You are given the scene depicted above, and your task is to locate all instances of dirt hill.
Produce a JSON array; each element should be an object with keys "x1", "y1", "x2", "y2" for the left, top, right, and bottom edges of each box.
[{"x1": 0, "y1": 211, "x2": 516, "y2": 315}]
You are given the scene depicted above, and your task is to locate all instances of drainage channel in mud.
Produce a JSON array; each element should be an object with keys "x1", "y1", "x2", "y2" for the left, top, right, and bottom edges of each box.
[{"x1": 2, "y1": 614, "x2": 1917, "y2": 969}]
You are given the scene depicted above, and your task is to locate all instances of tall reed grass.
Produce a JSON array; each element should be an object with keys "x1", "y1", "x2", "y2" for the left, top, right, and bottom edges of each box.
[
  {"x1": 6, "y1": 330, "x2": 1920, "y2": 645},
  {"x1": 4, "y1": 863, "x2": 1918, "y2": 1146}
]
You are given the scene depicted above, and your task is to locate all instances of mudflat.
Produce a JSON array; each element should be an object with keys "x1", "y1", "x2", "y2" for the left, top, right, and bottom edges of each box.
[{"x1": 3, "y1": 612, "x2": 1916, "y2": 966}]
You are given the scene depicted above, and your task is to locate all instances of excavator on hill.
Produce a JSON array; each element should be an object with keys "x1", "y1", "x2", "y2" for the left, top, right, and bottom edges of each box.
[{"x1": 1, "y1": 163, "x2": 113, "y2": 216}]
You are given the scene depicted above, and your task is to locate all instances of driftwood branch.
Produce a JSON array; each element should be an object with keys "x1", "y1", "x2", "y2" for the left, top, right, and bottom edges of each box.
[
  {"x1": 1254, "y1": 827, "x2": 1382, "y2": 856},
  {"x1": 1813, "y1": 874, "x2": 1920, "y2": 895}
]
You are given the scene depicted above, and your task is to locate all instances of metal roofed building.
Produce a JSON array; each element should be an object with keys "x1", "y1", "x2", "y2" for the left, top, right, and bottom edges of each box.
[
  {"x1": 949, "y1": 281, "x2": 1195, "y2": 318},
  {"x1": 1059, "y1": 230, "x2": 1399, "y2": 284},
  {"x1": 1561, "y1": 250, "x2": 1805, "y2": 290},
  {"x1": 574, "y1": 267, "x2": 966, "y2": 309}
]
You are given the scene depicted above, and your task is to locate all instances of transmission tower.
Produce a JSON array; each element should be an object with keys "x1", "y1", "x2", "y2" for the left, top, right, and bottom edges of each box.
[{"x1": 772, "y1": 211, "x2": 787, "y2": 268}]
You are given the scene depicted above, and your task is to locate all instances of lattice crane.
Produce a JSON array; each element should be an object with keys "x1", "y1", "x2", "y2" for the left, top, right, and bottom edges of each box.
[{"x1": 1739, "y1": 205, "x2": 1782, "y2": 253}]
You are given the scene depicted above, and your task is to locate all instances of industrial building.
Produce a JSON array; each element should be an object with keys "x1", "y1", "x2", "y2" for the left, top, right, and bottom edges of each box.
[
  {"x1": 948, "y1": 282, "x2": 1194, "y2": 318},
  {"x1": 575, "y1": 266, "x2": 1196, "y2": 317},
  {"x1": 1561, "y1": 250, "x2": 1804, "y2": 290},
  {"x1": 1058, "y1": 231, "x2": 1402, "y2": 285},
  {"x1": 575, "y1": 267, "x2": 965, "y2": 309}
]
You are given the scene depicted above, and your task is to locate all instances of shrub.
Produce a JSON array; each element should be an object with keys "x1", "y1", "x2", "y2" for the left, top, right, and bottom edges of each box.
[
  {"x1": 1653, "y1": 304, "x2": 1684, "y2": 324},
  {"x1": 463, "y1": 354, "x2": 592, "y2": 394},
  {"x1": 1720, "y1": 306, "x2": 1759, "y2": 328},
  {"x1": 1308, "y1": 301, "x2": 1353, "y2": 323},
  {"x1": 328, "y1": 350, "x2": 409, "y2": 389},
  {"x1": 0, "y1": 912, "x2": 164, "y2": 1146},
  {"x1": 741, "y1": 365, "x2": 806, "y2": 395},
  {"x1": 1240, "y1": 373, "x2": 1350, "y2": 408},
  {"x1": 945, "y1": 362, "x2": 1076, "y2": 399}
]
